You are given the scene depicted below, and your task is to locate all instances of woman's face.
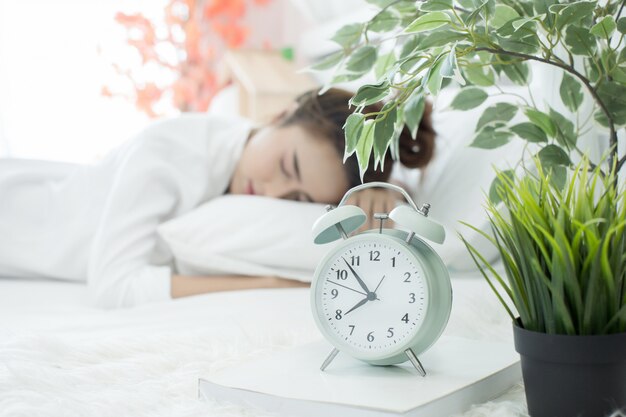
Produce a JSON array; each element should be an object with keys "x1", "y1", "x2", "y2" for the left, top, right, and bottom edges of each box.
[{"x1": 229, "y1": 123, "x2": 349, "y2": 204}]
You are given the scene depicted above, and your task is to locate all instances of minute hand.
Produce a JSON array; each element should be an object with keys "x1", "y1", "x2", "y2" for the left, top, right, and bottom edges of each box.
[{"x1": 342, "y1": 257, "x2": 371, "y2": 293}]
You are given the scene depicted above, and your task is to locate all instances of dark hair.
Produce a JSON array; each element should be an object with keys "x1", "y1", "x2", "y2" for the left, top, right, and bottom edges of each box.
[{"x1": 277, "y1": 88, "x2": 436, "y2": 189}]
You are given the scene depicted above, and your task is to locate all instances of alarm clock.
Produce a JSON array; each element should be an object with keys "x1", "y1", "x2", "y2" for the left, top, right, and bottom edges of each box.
[{"x1": 310, "y1": 182, "x2": 452, "y2": 376}]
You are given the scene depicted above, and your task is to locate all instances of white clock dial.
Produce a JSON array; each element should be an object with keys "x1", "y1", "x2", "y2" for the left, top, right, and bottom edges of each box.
[{"x1": 314, "y1": 236, "x2": 429, "y2": 358}]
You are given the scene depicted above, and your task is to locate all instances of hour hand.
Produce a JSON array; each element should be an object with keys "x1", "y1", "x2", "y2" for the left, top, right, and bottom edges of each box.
[
  {"x1": 345, "y1": 296, "x2": 369, "y2": 315},
  {"x1": 342, "y1": 257, "x2": 370, "y2": 293}
]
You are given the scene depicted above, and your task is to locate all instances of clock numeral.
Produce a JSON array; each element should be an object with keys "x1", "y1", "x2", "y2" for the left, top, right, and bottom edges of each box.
[
  {"x1": 331, "y1": 288, "x2": 339, "y2": 299},
  {"x1": 348, "y1": 325, "x2": 355, "y2": 335},
  {"x1": 401, "y1": 313, "x2": 409, "y2": 323},
  {"x1": 336, "y1": 270, "x2": 348, "y2": 280},
  {"x1": 391, "y1": 257, "x2": 396, "y2": 267},
  {"x1": 335, "y1": 309, "x2": 343, "y2": 320},
  {"x1": 403, "y1": 272, "x2": 411, "y2": 283},
  {"x1": 369, "y1": 250, "x2": 380, "y2": 261},
  {"x1": 387, "y1": 327, "x2": 394, "y2": 338},
  {"x1": 350, "y1": 255, "x2": 360, "y2": 266},
  {"x1": 367, "y1": 331, "x2": 375, "y2": 342},
  {"x1": 409, "y1": 293, "x2": 416, "y2": 303}
]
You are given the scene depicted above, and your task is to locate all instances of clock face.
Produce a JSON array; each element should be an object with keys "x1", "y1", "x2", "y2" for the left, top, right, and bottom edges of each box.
[{"x1": 313, "y1": 235, "x2": 429, "y2": 358}]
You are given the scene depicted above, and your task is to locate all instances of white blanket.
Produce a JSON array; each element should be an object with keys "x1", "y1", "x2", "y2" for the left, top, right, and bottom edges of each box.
[{"x1": 0, "y1": 275, "x2": 527, "y2": 417}]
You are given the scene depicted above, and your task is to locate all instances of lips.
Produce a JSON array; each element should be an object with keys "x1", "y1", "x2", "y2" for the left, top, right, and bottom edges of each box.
[{"x1": 246, "y1": 180, "x2": 255, "y2": 195}]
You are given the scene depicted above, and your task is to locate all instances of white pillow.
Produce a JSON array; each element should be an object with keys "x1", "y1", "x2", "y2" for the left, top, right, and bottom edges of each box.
[
  {"x1": 157, "y1": 195, "x2": 340, "y2": 282},
  {"x1": 157, "y1": 194, "x2": 452, "y2": 284}
]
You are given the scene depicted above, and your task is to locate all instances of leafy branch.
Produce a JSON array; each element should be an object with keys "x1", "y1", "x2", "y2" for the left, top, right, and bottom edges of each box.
[
  {"x1": 310, "y1": 0, "x2": 625, "y2": 194},
  {"x1": 474, "y1": 46, "x2": 619, "y2": 172}
]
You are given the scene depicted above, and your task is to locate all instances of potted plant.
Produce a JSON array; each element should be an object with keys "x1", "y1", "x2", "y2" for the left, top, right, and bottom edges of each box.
[
  {"x1": 310, "y1": 0, "x2": 626, "y2": 415},
  {"x1": 463, "y1": 159, "x2": 626, "y2": 417}
]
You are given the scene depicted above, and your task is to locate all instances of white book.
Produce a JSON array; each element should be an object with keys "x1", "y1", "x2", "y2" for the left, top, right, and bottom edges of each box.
[{"x1": 198, "y1": 336, "x2": 521, "y2": 417}]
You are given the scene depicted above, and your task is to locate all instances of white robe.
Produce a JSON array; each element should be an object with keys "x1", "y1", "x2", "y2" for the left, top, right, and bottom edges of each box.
[{"x1": 0, "y1": 113, "x2": 251, "y2": 308}]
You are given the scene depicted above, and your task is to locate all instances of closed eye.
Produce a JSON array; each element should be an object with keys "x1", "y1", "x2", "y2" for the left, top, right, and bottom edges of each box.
[{"x1": 280, "y1": 157, "x2": 291, "y2": 178}]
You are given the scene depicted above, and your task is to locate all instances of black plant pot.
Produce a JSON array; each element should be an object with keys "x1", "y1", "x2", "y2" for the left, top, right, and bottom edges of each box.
[{"x1": 513, "y1": 321, "x2": 626, "y2": 417}]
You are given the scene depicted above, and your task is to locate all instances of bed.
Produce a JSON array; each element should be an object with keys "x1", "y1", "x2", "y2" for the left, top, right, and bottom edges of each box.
[
  {"x1": 0, "y1": 273, "x2": 527, "y2": 417},
  {"x1": 0, "y1": 84, "x2": 535, "y2": 416}
]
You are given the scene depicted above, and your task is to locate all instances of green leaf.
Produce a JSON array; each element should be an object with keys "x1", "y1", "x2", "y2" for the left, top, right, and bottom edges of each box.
[
  {"x1": 350, "y1": 81, "x2": 390, "y2": 107},
  {"x1": 548, "y1": 165, "x2": 567, "y2": 190},
  {"x1": 502, "y1": 61, "x2": 530, "y2": 85},
  {"x1": 369, "y1": 10, "x2": 400, "y2": 32},
  {"x1": 594, "y1": 109, "x2": 609, "y2": 127},
  {"x1": 440, "y1": 44, "x2": 465, "y2": 85},
  {"x1": 611, "y1": 66, "x2": 626, "y2": 84},
  {"x1": 309, "y1": 51, "x2": 344, "y2": 71},
  {"x1": 425, "y1": 54, "x2": 445, "y2": 95},
  {"x1": 618, "y1": 17, "x2": 626, "y2": 34},
  {"x1": 418, "y1": 31, "x2": 468, "y2": 49},
  {"x1": 399, "y1": 56, "x2": 423, "y2": 73},
  {"x1": 463, "y1": 64, "x2": 496, "y2": 86},
  {"x1": 365, "y1": 0, "x2": 396, "y2": 7},
  {"x1": 524, "y1": 108, "x2": 556, "y2": 137},
  {"x1": 489, "y1": 169, "x2": 516, "y2": 204},
  {"x1": 549, "y1": 108, "x2": 576, "y2": 148},
  {"x1": 559, "y1": 73, "x2": 584, "y2": 112},
  {"x1": 405, "y1": 11, "x2": 452, "y2": 33},
  {"x1": 356, "y1": 119, "x2": 376, "y2": 180},
  {"x1": 533, "y1": 0, "x2": 558, "y2": 27},
  {"x1": 492, "y1": 4, "x2": 519, "y2": 29},
  {"x1": 389, "y1": 105, "x2": 404, "y2": 161},
  {"x1": 590, "y1": 15, "x2": 616, "y2": 39},
  {"x1": 512, "y1": 16, "x2": 541, "y2": 31},
  {"x1": 471, "y1": 125, "x2": 513, "y2": 149},
  {"x1": 329, "y1": 72, "x2": 364, "y2": 84},
  {"x1": 553, "y1": 1, "x2": 596, "y2": 30},
  {"x1": 331, "y1": 23, "x2": 364, "y2": 48},
  {"x1": 403, "y1": 91, "x2": 426, "y2": 139},
  {"x1": 596, "y1": 81, "x2": 626, "y2": 125},
  {"x1": 564, "y1": 25, "x2": 596, "y2": 56},
  {"x1": 346, "y1": 46, "x2": 378, "y2": 73},
  {"x1": 511, "y1": 122, "x2": 548, "y2": 143},
  {"x1": 450, "y1": 88, "x2": 488, "y2": 110},
  {"x1": 538, "y1": 144, "x2": 571, "y2": 167},
  {"x1": 476, "y1": 102, "x2": 518, "y2": 130},
  {"x1": 419, "y1": 0, "x2": 453, "y2": 11},
  {"x1": 497, "y1": 33, "x2": 540, "y2": 54},
  {"x1": 373, "y1": 103, "x2": 397, "y2": 170},
  {"x1": 344, "y1": 113, "x2": 365, "y2": 157},
  {"x1": 374, "y1": 52, "x2": 396, "y2": 79},
  {"x1": 399, "y1": 36, "x2": 421, "y2": 60}
]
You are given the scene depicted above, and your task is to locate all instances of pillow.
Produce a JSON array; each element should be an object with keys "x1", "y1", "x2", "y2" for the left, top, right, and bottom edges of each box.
[
  {"x1": 157, "y1": 195, "x2": 340, "y2": 282},
  {"x1": 158, "y1": 194, "x2": 451, "y2": 284}
]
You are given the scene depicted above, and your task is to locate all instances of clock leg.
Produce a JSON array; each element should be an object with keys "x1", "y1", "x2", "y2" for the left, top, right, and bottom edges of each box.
[
  {"x1": 320, "y1": 348, "x2": 340, "y2": 371},
  {"x1": 405, "y1": 348, "x2": 427, "y2": 377}
]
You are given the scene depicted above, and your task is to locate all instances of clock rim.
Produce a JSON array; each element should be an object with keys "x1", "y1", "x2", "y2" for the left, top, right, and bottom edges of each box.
[{"x1": 310, "y1": 230, "x2": 451, "y2": 363}]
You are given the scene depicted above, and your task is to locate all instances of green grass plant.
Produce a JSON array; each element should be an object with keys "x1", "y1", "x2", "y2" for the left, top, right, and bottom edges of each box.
[{"x1": 462, "y1": 158, "x2": 626, "y2": 335}]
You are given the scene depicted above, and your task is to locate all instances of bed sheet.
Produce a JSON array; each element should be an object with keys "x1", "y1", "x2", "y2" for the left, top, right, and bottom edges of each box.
[{"x1": 0, "y1": 274, "x2": 527, "y2": 417}]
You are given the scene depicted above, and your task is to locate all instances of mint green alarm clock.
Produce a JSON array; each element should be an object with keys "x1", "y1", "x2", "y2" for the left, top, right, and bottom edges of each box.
[{"x1": 310, "y1": 182, "x2": 452, "y2": 376}]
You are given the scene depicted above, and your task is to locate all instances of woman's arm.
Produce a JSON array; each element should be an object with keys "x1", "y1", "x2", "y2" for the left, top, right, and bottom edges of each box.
[{"x1": 171, "y1": 274, "x2": 309, "y2": 298}]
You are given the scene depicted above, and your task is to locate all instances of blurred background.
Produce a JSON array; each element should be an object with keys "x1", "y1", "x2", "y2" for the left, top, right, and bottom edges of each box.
[{"x1": 0, "y1": 0, "x2": 373, "y2": 163}]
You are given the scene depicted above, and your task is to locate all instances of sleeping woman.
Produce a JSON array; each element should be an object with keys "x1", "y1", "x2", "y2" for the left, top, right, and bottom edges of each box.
[{"x1": 0, "y1": 88, "x2": 435, "y2": 308}]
